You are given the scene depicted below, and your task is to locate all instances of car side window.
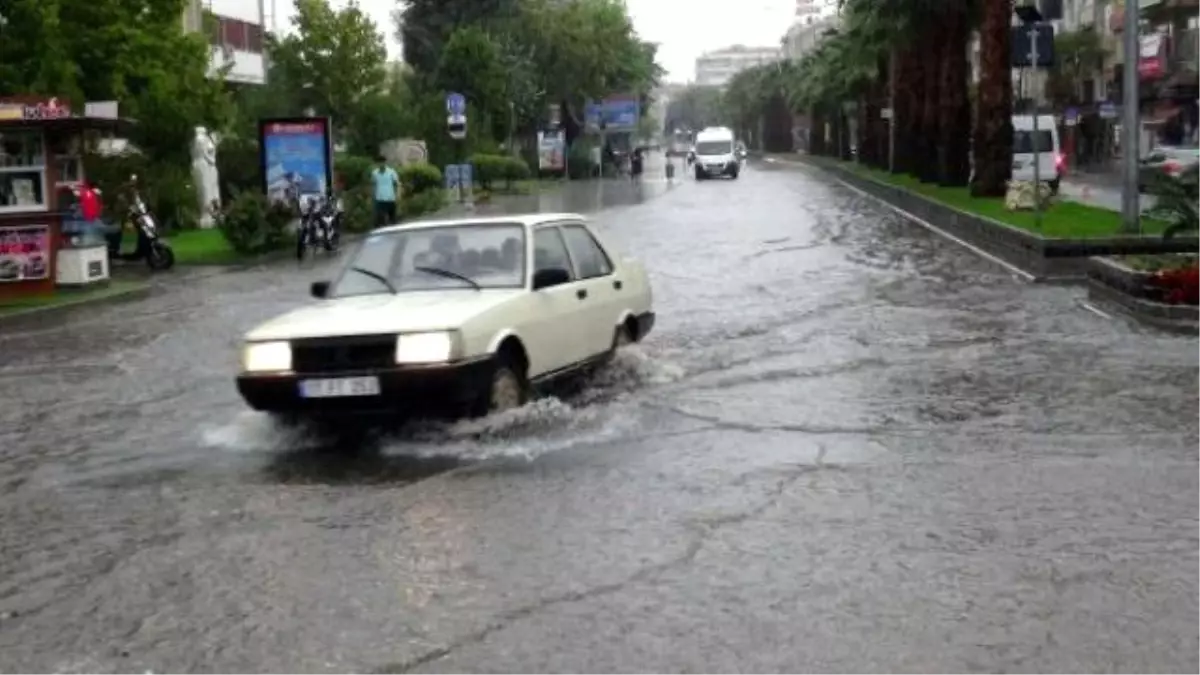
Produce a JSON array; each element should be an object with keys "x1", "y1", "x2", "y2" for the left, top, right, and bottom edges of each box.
[
  {"x1": 560, "y1": 225, "x2": 613, "y2": 279},
  {"x1": 533, "y1": 227, "x2": 574, "y2": 278}
]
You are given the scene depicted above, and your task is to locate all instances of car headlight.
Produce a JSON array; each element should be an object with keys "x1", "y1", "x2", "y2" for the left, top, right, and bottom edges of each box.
[
  {"x1": 242, "y1": 341, "x2": 292, "y2": 372},
  {"x1": 395, "y1": 331, "x2": 458, "y2": 364}
]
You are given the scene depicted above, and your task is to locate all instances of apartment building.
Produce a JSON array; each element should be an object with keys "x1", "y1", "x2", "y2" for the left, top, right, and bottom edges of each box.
[
  {"x1": 694, "y1": 46, "x2": 782, "y2": 88},
  {"x1": 183, "y1": 0, "x2": 269, "y2": 85}
]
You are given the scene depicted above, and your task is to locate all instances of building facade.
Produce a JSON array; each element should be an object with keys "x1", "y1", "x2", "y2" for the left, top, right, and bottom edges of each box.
[
  {"x1": 183, "y1": 0, "x2": 268, "y2": 85},
  {"x1": 694, "y1": 46, "x2": 782, "y2": 88}
]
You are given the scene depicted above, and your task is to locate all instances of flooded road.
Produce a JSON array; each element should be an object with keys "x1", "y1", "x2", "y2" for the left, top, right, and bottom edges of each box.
[{"x1": 1, "y1": 159, "x2": 1196, "y2": 672}]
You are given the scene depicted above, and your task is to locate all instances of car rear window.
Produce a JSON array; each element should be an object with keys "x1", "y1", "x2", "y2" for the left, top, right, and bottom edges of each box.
[{"x1": 1013, "y1": 130, "x2": 1053, "y2": 154}]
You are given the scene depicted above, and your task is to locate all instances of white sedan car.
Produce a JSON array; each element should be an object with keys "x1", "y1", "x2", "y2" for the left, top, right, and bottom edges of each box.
[{"x1": 236, "y1": 213, "x2": 655, "y2": 418}]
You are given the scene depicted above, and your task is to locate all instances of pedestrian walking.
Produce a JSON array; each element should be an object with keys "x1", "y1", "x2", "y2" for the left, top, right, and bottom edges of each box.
[{"x1": 372, "y1": 155, "x2": 400, "y2": 227}]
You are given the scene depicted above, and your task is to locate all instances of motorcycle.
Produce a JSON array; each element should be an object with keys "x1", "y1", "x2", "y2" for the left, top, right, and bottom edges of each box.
[
  {"x1": 107, "y1": 174, "x2": 175, "y2": 271},
  {"x1": 296, "y1": 194, "x2": 342, "y2": 261}
]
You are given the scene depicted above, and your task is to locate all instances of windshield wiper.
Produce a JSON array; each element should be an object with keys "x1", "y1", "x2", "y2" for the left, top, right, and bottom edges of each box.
[
  {"x1": 414, "y1": 266, "x2": 482, "y2": 291},
  {"x1": 348, "y1": 266, "x2": 397, "y2": 294}
]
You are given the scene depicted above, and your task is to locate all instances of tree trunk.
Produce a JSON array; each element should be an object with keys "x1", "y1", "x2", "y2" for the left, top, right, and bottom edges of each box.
[
  {"x1": 971, "y1": 0, "x2": 1015, "y2": 197},
  {"x1": 917, "y1": 22, "x2": 942, "y2": 183},
  {"x1": 893, "y1": 45, "x2": 922, "y2": 174},
  {"x1": 858, "y1": 95, "x2": 876, "y2": 166},
  {"x1": 937, "y1": 5, "x2": 972, "y2": 186}
]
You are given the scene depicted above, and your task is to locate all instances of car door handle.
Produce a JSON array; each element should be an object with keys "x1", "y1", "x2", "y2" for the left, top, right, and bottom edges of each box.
[
  {"x1": 613, "y1": 279, "x2": 622, "y2": 290},
  {"x1": 576, "y1": 289, "x2": 588, "y2": 299}
]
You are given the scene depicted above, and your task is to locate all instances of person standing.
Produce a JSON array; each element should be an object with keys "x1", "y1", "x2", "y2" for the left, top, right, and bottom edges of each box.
[{"x1": 372, "y1": 156, "x2": 400, "y2": 226}]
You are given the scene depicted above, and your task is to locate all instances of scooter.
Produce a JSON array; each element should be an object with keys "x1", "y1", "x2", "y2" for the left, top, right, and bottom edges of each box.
[{"x1": 107, "y1": 174, "x2": 175, "y2": 271}]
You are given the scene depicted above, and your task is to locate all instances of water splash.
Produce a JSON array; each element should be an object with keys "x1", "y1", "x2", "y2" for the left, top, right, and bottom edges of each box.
[{"x1": 199, "y1": 345, "x2": 684, "y2": 461}]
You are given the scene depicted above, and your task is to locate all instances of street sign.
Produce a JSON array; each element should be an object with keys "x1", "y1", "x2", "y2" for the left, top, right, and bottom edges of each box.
[
  {"x1": 445, "y1": 92, "x2": 466, "y2": 116},
  {"x1": 1064, "y1": 107, "x2": 1079, "y2": 126},
  {"x1": 443, "y1": 163, "x2": 472, "y2": 189},
  {"x1": 447, "y1": 113, "x2": 467, "y2": 140},
  {"x1": 1099, "y1": 101, "x2": 1118, "y2": 119},
  {"x1": 881, "y1": 107, "x2": 893, "y2": 120}
]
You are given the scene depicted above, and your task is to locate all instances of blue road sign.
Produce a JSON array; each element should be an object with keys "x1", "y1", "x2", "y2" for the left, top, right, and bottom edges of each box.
[
  {"x1": 1099, "y1": 101, "x2": 1118, "y2": 119},
  {"x1": 446, "y1": 92, "x2": 466, "y2": 116},
  {"x1": 443, "y1": 163, "x2": 473, "y2": 189}
]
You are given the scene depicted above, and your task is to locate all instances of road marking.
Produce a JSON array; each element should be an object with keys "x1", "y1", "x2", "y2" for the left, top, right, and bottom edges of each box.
[
  {"x1": 1080, "y1": 302, "x2": 1114, "y2": 320},
  {"x1": 774, "y1": 157, "x2": 1038, "y2": 282}
]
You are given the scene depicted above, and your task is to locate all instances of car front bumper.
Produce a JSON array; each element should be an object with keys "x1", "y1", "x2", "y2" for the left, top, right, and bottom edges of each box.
[
  {"x1": 696, "y1": 162, "x2": 736, "y2": 175},
  {"x1": 236, "y1": 357, "x2": 493, "y2": 417}
]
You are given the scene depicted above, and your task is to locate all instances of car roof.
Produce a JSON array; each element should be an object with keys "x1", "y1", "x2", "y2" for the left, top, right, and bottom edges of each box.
[{"x1": 373, "y1": 213, "x2": 588, "y2": 235}]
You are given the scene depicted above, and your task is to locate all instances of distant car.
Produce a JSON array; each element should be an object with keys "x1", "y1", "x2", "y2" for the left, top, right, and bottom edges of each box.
[
  {"x1": 1138, "y1": 145, "x2": 1200, "y2": 193},
  {"x1": 235, "y1": 213, "x2": 655, "y2": 420}
]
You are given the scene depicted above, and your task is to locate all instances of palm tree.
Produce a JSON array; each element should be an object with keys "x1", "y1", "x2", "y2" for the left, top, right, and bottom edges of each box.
[{"x1": 971, "y1": 0, "x2": 1014, "y2": 197}]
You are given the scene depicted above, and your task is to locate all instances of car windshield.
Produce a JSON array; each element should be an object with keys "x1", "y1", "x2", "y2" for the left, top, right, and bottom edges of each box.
[
  {"x1": 696, "y1": 141, "x2": 732, "y2": 155},
  {"x1": 1013, "y1": 130, "x2": 1053, "y2": 154},
  {"x1": 330, "y1": 222, "x2": 526, "y2": 297}
]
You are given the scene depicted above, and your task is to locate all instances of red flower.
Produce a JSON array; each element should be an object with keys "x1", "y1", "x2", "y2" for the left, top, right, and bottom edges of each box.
[{"x1": 1152, "y1": 266, "x2": 1199, "y2": 305}]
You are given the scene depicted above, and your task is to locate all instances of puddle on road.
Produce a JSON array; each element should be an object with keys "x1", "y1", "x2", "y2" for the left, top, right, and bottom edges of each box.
[{"x1": 199, "y1": 347, "x2": 686, "y2": 467}]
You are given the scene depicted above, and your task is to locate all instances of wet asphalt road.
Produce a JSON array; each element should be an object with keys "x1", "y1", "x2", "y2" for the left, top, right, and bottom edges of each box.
[{"x1": 1, "y1": 157, "x2": 1196, "y2": 673}]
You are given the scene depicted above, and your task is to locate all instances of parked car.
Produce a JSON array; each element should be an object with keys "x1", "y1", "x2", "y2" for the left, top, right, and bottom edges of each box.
[
  {"x1": 1012, "y1": 114, "x2": 1063, "y2": 193},
  {"x1": 235, "y1": 213, "x2": 655, "y2": 421},
  {"x1": 1139, "y1": 145, "x2": 1200, "y2": 193}
]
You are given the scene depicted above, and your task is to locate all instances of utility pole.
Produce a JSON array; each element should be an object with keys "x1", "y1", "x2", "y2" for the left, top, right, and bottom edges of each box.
[{"x1": 1120, "y1": 0, "x2": 1141, "y2": 233}]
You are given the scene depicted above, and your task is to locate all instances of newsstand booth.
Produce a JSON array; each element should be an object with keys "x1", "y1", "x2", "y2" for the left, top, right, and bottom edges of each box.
[{"x1": 0, "y1": 96, "x2": 131, "y2": 302}]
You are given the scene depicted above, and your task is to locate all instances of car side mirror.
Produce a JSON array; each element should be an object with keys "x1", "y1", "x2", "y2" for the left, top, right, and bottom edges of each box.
[
  {"x1": 311, "y1": 280, "x2": 330, "y2": 298},
  {"x1": 532, "y1": 267, "x2": 570, "y2": 290}
]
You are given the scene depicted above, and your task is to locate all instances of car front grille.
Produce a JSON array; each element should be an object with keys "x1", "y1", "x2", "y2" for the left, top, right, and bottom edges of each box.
[{"x1": 291, "y1": 334, "x2": 396, "y2": 374}]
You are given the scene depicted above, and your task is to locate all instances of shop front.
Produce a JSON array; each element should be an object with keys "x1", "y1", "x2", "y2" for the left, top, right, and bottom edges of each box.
[{"x1": 0, "y1": 96, "x2": 131, "y2": 302}]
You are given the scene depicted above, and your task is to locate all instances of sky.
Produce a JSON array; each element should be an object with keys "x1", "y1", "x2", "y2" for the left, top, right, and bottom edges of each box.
[{"x1": 217, "y1": 0, "x2": 796, "y2": 83}]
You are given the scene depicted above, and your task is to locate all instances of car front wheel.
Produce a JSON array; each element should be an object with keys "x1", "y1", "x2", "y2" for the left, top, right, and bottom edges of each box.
[{"x1": 472, "y1": 352, "x2": 528, "y2": 416}]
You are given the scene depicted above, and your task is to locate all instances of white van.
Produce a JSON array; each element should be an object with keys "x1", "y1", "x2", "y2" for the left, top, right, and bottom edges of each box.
[
  {"x1": 693, "y1": 127, "x2": 739, "y2": 180},
  {"x1": 1011, "y1": 114, "x2": 1063, "y2": 192}
]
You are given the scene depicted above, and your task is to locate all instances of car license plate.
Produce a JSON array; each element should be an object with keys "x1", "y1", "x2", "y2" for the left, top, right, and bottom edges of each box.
[{"x1": 298, "y1": 376, "x2": 381, "y2": 398}]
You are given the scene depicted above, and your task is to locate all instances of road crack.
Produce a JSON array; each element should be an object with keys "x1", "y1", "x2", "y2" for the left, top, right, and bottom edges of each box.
[{"x1": 372, "y1": 464, "x2": 817, "y2": 673}]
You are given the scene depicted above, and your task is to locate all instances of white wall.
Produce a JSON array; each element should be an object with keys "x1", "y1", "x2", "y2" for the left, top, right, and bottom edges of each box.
[
  {"x1": 210, "y1": 47, "x2": 266, "y2": 84},
  {"x1": 207, "y1": 0, "x2": 264, "y2": 24}
]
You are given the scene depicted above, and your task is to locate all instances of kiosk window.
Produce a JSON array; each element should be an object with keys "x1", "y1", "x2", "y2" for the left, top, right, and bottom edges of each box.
[{"x1": 0, "y1": 131, "x2": 47, "y2": 211}]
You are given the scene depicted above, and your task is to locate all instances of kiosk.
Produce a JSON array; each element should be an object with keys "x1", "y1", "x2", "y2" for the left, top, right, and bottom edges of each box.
[{"x1": 0, "y1": 96, "x2": 131, "y2": 301}]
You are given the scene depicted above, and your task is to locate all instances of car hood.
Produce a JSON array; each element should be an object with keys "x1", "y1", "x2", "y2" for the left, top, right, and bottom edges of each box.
[{"x1": 245, "y1": 289, "x2": 521, "y2": 341}]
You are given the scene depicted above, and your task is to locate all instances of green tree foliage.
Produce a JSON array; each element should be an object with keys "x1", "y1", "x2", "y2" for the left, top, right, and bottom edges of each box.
[
  {"x1": 268, "y1": 0, "x2": 388, "y2": 134},
  {"x1": 0, "y1": 0, "x2": 231, "y2": 165},
  {"x1": 396, "y1": 0, "x2": 523, "y2": 76},
  {"x1": 666, "y1": 85, "x2": 724, "y2": 133}
]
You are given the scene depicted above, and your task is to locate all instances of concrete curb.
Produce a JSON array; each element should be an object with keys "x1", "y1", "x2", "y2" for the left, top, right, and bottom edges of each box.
[
  {"x1": 0, "y1": 281, "x2": 154, "y2": 330},
  {"x1": 1085, "y1": 257, "x2": 1199, "y2": 334},
  {"x1": 772, "y1": 155, "x2": 1199, "y2": 282}
]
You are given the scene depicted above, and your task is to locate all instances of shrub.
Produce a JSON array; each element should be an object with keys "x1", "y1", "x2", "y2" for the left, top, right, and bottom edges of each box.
[
  {"x1": 216, "y1": 135, "x2": 261, "y2": 199},
  {"x1": 469, "y1": 153, "x2": 507, "y2": 190},
  {"x1": 401, "y1": 189, "x2": 446, "y2": 219},
  {"x1": 1149, "y1": 266, "x2": 1199, "y2": 305},
  {"x1": 335, "y1": 155, "x2": 376, "y2": 192},
  {"x1": 1145, "y1": 168, "x2": 1199, "y2": 240},
  {"x1": 340, "y1": 186, "x2": 376, "y2": 233},
  {"x1": 470, "y1": 154, "x2": 532, "y2": 190},
  {"x1": 400, "y1": 162, "x2": 443, "y2": 195},
  {"x1": 498, "y1": 156, "x2": 532, "y2": 188},
  {"x1": 85, "y1": 152, "x2": 201, "y2": 230},
  {"x1": 215, "y1": 191, "x2": 294, "y2": 255}
]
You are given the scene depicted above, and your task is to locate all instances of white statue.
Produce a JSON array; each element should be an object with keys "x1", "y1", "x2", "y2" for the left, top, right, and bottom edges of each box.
[{"x1": 191, "y1": 127, "x2": 221, "y2": 229}]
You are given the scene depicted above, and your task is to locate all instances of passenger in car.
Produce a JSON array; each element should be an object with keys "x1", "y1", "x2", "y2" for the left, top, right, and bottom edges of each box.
[
  {"x1": 480, "y1": 247, "x2": 501, "y2": 269},
  {"x1": 501, "y1": 237, "x2": 521, "y2": 270}
]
